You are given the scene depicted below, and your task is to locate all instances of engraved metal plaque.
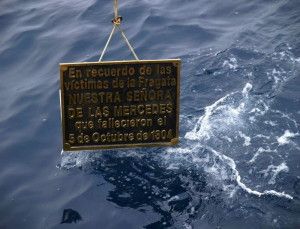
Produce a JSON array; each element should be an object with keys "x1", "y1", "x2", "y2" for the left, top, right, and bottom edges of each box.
[{"x1": 60, "y1": 59, "x2": 180, "y2": 151}]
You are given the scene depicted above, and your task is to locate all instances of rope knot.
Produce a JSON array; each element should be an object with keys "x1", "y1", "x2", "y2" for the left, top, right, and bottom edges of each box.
[{"x1": 112, "y1": 16, "x2": 122, "y2": 25}]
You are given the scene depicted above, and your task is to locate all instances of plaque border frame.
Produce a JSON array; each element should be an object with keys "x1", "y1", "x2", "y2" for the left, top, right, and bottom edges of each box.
[{"x1": 60, "y1": 59, "x2": 181, "y2": 151}]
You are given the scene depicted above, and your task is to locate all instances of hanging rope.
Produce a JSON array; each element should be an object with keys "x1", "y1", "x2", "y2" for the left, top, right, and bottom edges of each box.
[
  {"x1": 116, "y1": 25, "x2": 139, "y2": 60},
  {"x1": 99, "y1": 0, "x2": 139, "y2": 61},
  {"x1": 99, "y1": 26, "x2": 116, "y2": 61},
  {"x1": 114, "y1": 0, "x2": 118, "y2": 19}
]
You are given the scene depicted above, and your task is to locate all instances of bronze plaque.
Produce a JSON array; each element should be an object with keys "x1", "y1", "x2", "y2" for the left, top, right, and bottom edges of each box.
[{"x1": 60, "y1": 59, "x2": 180, "y2": 151}]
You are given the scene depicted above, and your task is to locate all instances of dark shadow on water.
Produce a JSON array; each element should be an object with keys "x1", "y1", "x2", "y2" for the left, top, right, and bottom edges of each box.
[
  {"x1": 84, "y1": 151, "x2": 208, "y2": 228},
  {"x1": 61, "y1": 209, "x2": 82, "y2": 224}
]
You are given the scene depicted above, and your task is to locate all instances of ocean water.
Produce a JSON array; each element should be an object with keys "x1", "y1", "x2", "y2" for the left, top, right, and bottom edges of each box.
[{"x1": 1, "y1": 0, "x2": 300, "y2": 228}]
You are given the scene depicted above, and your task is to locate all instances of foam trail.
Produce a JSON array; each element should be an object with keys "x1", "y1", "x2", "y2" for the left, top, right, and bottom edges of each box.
[
  {"x1": 185, "y1": 92, "x2": 234, "y2": 140},
  {"x1": 260, "y1": 163, "x2": 289, "y2": 185},
  {"x1": 205, "y1": 145, "x2": 293, "y2": 200},
  {"x1": 185, "y1": 83, "x2": 252, "y2": 141},
  {"x1": 60, "y1": 151, "x2": 96, "y2": 169},
  {"x1": 184, "y1": 82, "x2": 294, "y2": 200},
  {"x1": 248, "y1": 147, "x2": 274, "y2": 164}
]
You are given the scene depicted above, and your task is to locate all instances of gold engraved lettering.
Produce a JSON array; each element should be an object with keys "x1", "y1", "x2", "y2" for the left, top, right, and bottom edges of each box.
[
  {"x1": 84, "y1": 66, "x2": 136, "y2": 78},
  {"x1": 68, "y1": 92, "x2": 121, "y2": 105},
  {"x1": 75, "y1": 120, "x2": 94, "y2": 131},
  {"x1": 69, "y1": 68, "x2": 75, "y2": 78},
  {"x1": 139, "y1": 65, "x2": 152, "y2": 75},
  {"x1": 68, "y1": 107, "x2": 83, "y2": 118},
  {"x1": 88, "y1": 106, "x2": 109, "y2": 118},
  {"x1": 126, "y1": 89, "x2": 172, "y2": 102},
  {"x1": 113, "y1": 103, "x2": 173, "y2": 117},
  {"x1": 64, "y1": 79, "x2": 109, "y2": 91},
  {"x1": 138, "y1": 76, "x2": 176, "y2": 89},
  {"x1": 97, "y1": 118, "x2": 153, "y2": 129}
]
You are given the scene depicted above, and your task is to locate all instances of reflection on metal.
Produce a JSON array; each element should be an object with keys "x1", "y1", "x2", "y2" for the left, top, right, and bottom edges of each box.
[{"x1": 60, "y1": 59, "x2": 181, "y2": 151}]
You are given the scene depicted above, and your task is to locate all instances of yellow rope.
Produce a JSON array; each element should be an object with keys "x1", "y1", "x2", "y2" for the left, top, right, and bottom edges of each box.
[
  {"x1": 114, "y1": 0, "x2": 118, "y2": 18},
  {"x1": 99, "y1": 0, "x2": 139, "y2": 61},
  {"x1": 116, "y1": 25, "x2": 139, "y2": 60},
  {"x1": 99, "y1": 26, "x2": 116, "y2": 61}
]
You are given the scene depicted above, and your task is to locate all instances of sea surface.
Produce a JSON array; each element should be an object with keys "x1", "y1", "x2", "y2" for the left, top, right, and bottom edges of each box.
[{"x1": 1, "y1": 0, "x2": 300, "y2": 228}]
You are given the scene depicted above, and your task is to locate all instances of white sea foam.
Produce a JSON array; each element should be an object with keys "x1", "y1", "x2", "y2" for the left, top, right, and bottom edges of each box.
[
  {"x1": 205, "y1": 146, "x2": 293, "y2": 199},
  {"x1": 239, "y1": 131, "x2": 251, "y2": 146},
  {"x1": 242, "y1": 83, "x2": 253, "y2": 95},
  {"x1": 222, "y1": 57, "x2": 238, "y2": 70},
  {"x1": 185, "y1": 83, "x2": 252, "y2": 141},
  {"x1": 249, "y1": 116, "x2": 256, "y2": 123},
  {"x1": 277, "y1": 130, "x2": 299, "y2": 145},
  {"x1": 260, "y1": 163, "x2": 289, "y2": 185},
  {"x1": 273, "y1": 110, "x2": 299, "y2": 127},
  {"x1": 183, "y1": 81, "x2": 294, "y2": 200},
  {"x1": 167, "y1": 144, "x2": 293, "y2": 200},
  {"x1": 185, "y1": 92, "x2": 234, "y2": 141},
  {"x1": 264, "y1": 120, "x2": 277, "y2": 126},
  {"x1": 249, "y1": 147, "x2": 274, "y2": 164},
  {"x1": 222, "y1": 136, "x2": 233, "y2": 142},
  {"x1": 60, "y1": 151, "x2": 95, "y2": 169},
  {"x1": 255, "y1": 134, "x2": 271, "y2": 139}
]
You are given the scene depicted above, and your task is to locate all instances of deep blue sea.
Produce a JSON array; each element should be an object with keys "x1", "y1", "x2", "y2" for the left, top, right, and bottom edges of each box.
[{"x1": 1, "y1": 0, "x2": 300, "y2": 228}]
